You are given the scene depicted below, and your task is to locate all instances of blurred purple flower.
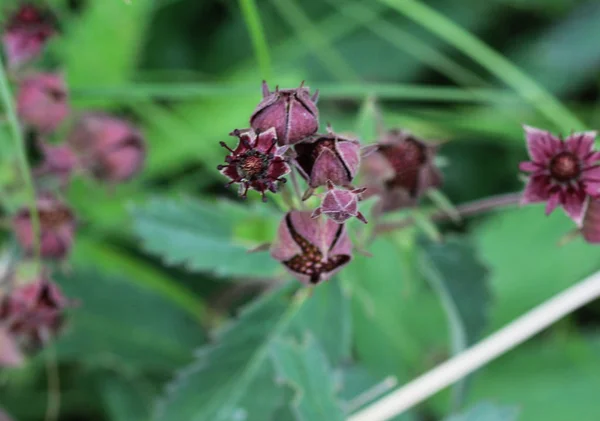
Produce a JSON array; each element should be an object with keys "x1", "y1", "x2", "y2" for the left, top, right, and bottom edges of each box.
[
  {"x1": 519, "y1": 125, "x2": 600, "y2": 226},
  {"x1": 361, "y1": 129, "x2": 442, "y2": 214},
  {"x1": 270, "y1": 211, "x2": 352, "y2": 285},
  {"x1": 0, "y1": 327, "x2": 23, "y2": 368},
  {"x1": 250, "y1": 81, "x2": 319, "y2": 145},
  {"x1": 12, "y1": 194, "x2": 76, "y2": 260},
  {"x1": 68, "y1": 113, "x2": 146, "y2": 183},
  {"x1": 0, "y1": 277, "x2": 70, "y2": 349},
  {"x1": 35, "y1": 141, "x2": 78, "y2": 187},
  {"x1": 218, "y1": 127, "x2": 290, "y2": 201},
  {"x1": 312, "y1": 180, "x2": 367, "y2": 224},
  {"x1": 2, "y1": 3, "x2": 56, "y2": 69},
  {"x1": 16, "y1": 73, "x2": 69, "y2": 133}
]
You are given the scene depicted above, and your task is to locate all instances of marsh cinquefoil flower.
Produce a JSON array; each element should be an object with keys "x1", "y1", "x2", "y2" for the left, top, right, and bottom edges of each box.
[
  {"x1": 218, "y1": 127, "x2": 290, "y2": 201},
  {"x1": 519, "y1": 126, "x2": 600, "y2": 225}
]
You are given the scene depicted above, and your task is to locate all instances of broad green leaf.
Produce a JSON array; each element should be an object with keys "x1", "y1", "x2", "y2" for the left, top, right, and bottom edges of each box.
[
  {"x1": 97, "y1": 373, "x2": 156, "y2": 421},
  {"x1": 290, "y1": 279, "x2": 352, "y2": 365},
  {"x1": 420, "y1": 236, "x2": 491, "y2": 408},
  {"x1": 132, "y1": 197, "x2": 280, "y2": 280},
  {"x1": 271, "y1": 335, "x2": 345, "y2": 421},
  {"x1": 154, "y1": 284, "x2": 308, "y2": 421},
  {"x1": 54, "y1": 268, "x2": 205, "y2": 371},
  {"x1": 445, "y1": 402, "x2": 519, "y2": 421},
  {"x1": 468, "y1": 335, "x2": 600, "y2": 421},
  {"x1": 473, "y1": 205, "x2": 600, "y2": 329},
  {"x1": 346, "y1": 236, "x2": 448, "y2": 379}
]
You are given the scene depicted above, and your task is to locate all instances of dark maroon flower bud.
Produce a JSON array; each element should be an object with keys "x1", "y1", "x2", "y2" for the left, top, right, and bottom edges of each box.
[
  {"x1": 35, "y1": 141, "x2": 78, "y2": 187},
  {"x1": 16, "y1": 73, "x2": 69, "y2": 133},
  {"x1": 218, "y1": 127, "x2": 291, "y2": 201},
  {"x1": 519, "y1": 126, "x2": 600, "y2": 226},
  {"x1": 67, "y1": 113, "x2": 146, "y2": 183},
  {"x1": 0, "y1": 327, "x2": 23, "y2": 368},
  {"x1": 250, "y1": 81, "x2": 319, "y2": 145},
  {"x1": 12, "y1": 194, "x2": 76, "y2": 260},
  {"x1": 2, "y1": 3, "x2": 56, "y2": 69},
  {"x1": 270, "y1": 211, "x2": 353, "y2": 285},
  {"x1": 312, "y1": 180, "x2": 367, "y2": 224},
  {"x1": 0, "y1": 278, "x2": 70, "y2": 348},
  {"x1": 362, "y1": 129, "x2": 442, "y2": 214},
  {"x1": 294, "y1": 128, "x2": 361, "y2": 191}
]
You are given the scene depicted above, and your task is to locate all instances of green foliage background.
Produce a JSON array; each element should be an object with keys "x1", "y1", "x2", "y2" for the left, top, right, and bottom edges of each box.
[{"x1": 1, "y1": 0, "x2": 600, "y2": 420}]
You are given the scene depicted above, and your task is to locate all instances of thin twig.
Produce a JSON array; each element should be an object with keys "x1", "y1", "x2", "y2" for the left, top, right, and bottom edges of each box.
[
  {"x1": 374, "y1": 191, "x2": 522, "y2": 236},
  {"x1": 44, "y1": 345, "x2": 61, "y2": 421},
  {"x1": 348, "y1": 270, "x2": 600, "y2": 421}
]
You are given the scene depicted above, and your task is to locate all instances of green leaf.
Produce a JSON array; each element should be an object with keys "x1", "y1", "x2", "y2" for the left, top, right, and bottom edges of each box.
[
  {"x1": 420, "y1": 236, "x2": 491, "y2": 408},
  {"x1": 468, "y1": 335, "x2": 600, "y2": 421},
  {"x1": 290, "y1": 279, "x2": 352, "y2": 365},
  {"x1": 270, "y1": 335, "x2": 345, "y2": 421},
  {"x1": 132, "y1": 197, "x2": 280, "y2": 280},
  {"x1": 346, "y1": 237, "x2": 448, "y2": 379},
  {"x1": 445, "y1": 402, "x2": 519, "y2": 421},
  {"x1": 54, "y1": 268, "x2": 205, "y2": 371},
  {"x1": 154, "y1": 284, "x2": 310, "y2": 421},
  {"x1": 97, "y1": 373, "x2": 156, "y2": 421},
  {"x1": 473, "y1": 205, "x2": 600, "y2": 329}
]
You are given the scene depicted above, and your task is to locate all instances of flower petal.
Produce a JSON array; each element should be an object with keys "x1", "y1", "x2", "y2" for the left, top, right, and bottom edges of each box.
[
  {"x1": 584, "y1": 152, "x2": 600, "y2": 166},
  {"x1": 566, "y1": 131, "x2": 597, "y2": 157},
  {"x1": 582, "y1": 165, "x2": 600, "y2": 181},
  {"x1": 583, "y1": 180, "x2": 600, "y2": 197},
  {"x1": 519, "y1": 161, "x2": 542, "y2": 173},
  {"x1": 521, "y1": 175, "x2": 551, "y2": 204},
  {"x1": 562, "y1": 189, "x2": 587, "y2": 226},
  {"x1": 545, "y1": 192, "x2": 561, "y2": 216},
  {"x1": 523, "y1": 125, "x2": 560, "y2": 163}
]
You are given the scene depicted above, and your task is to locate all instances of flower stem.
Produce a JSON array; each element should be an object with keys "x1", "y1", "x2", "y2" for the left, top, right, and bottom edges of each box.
[
  {"x1": 0, "y1": 57, "x2": 41, "y2": 263},
  {"x1": 374, "y1": 191, "x2": 522, "y2": 236},
  {"x1": 348, "y1": 269, "x2": 600, "y2": 421},
  {"x1": 238, "y1": 0, "x2": 272, "y2": 80}
]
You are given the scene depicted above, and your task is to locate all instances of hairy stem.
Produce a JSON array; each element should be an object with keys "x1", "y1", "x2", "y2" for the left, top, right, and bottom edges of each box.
[
  {"x1": 348, "y1": 270, "x2": 600, "y2": 421},
  {"x1": 374, "y1": 191, "x2": 522, "y2": 236},
  {"x1": 0, "y1": 57, "x2": 40, "y2": 263}
]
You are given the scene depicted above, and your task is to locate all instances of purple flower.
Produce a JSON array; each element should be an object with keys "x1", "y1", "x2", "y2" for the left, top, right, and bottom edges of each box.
[
  {"x1": 68, "y1": 113, "x2": 146, "y2": 183},
  {"x1": 2, "y1": 3, "x2": 56, "y2": 69},
  {"x1": 12, "y1": 194, "x2": 76, "y2": 260},
  {"x1": 270, "y1": 211, "x2": 353, "y2": 285},
  {"x1": 361, "y1": 129, "x2": 442, "y2": 214},
  {"x1": 519, "y1": 126, "x2": 600, "y2": 225},
  {"x1": 16, "y1": 73, "x2": 69, "y2": 133},
  {"x1": 312, "y1": 180, "x2": 367, "y2": 224},
  {"x1": 294, "y1": 128, "x2": 361, "y2": 190},
  {"x1": 0, "y1": 278, "x2": 70, "y2": 349},
  {"x1": 35, "y1": 141, "x2": 78, "y2": 187},
  {"x1": 218, "y1": 127, "x2": 290, "y2": 201},
  {"x1": 0, "y1": 327, "x2": 23, "y2": 368},
  {"x1": 250, "y1": 81, "x2": 319, "y2": 145}
]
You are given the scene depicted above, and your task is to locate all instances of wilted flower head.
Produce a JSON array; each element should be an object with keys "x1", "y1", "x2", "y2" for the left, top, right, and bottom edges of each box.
[
  {"x1": 362, "y1": 129, "x2": 442, "y2": 214},
  {"x1": 250, "y1": 81, "x2": 319, "y2": 146},
  {"x1": 35, "y1": 141, "x2": 77, "y2": 187},
  {"x1": 218, "y1": 127, "x2": 290, "y2": 201},
  {"x1": 270, "y1": 211, "x2": 352, "y2": 285},
  {"x1": 2, "y1": 2, "x2": 56, "y2": 68},
  {"x1": 295, "y1": 128, "x2": 361, "y2": 190},
  {"x1": 312, "y1": 180, "x2": 367, "y2": 224},
  {"x1": 519, "y1": 126, "x2": 600, "y2": 226},
  {"x1": 68, "y1": 113, "x2": 146, "y2": 183},
  {"x1": 12, "y1": 194, "x2": 76, "y2": 260},
  {"x1": 16, "y1": 73, "x2": 69, "y2": 133},
  {"x1": 0, "y1": 278, "x2": 69, "y2": 348}
]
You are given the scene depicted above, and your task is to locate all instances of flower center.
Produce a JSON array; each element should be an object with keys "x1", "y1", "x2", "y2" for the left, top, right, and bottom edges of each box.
[
  {"x1": 237, "y1": 150, "x2": 269, "y2": 180},
  {"x1": 550, "y1": 152, "x2": 580, "y2": 182},
  {"x1": 38, "y1": 207, "x2": 72, "y2": 229}
]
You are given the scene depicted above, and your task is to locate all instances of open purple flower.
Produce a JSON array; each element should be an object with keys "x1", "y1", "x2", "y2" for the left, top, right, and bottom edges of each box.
[
  {"x1": 519, "y1": 125, "x2": 600, "y2": 225},
  {"x1": 219, "y1": 127, "x2": 290, "y2": 201}
]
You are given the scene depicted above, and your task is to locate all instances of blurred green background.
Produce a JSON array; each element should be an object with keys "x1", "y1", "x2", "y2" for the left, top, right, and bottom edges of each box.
[{"x1": 1, "y1": 0, "x2": 600, "y2": 420}]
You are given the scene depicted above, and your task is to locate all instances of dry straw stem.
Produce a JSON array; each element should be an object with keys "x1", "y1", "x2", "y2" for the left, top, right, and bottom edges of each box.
[{"x1": 348, "y1": 270, "x2": 600, "y2": 421}]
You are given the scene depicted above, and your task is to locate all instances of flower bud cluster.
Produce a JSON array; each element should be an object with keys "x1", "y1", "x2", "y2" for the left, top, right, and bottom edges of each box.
[{"x1": 218, "y1": 82, "x2": 445, "y2": 285}]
